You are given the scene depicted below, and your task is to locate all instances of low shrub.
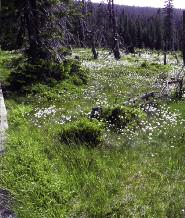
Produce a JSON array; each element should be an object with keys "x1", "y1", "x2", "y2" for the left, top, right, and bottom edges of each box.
[
  {"x1": 140, "y1": 61, "x2": 148, "y2": 68},
  {"x1": 29, "y1": 80, "x2": 83, "y2": 102},
  {"x1": 62, "y1": 59, "x2": 88, "y2": 85},
  {"x1": 60, "y1": 118, "x2": 104, "y2": 147},
  {"x1": 8, "y1": 58, "x2": 88, "y2": 92},
  {"x1": 101, "y1": 105, "x2": 146, "y2": 131},
  {"x1": 58, "y1": 47, "x2": 72, "y2": 56}
]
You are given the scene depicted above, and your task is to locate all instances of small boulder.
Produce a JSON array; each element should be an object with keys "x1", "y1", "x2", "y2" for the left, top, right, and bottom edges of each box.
[{"x1": 90, "y1": 107, "x2": 102, "y2": 120}]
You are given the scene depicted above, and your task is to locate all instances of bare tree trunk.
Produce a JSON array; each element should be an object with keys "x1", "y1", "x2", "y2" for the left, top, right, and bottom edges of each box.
[
  {"x1": 113, "y1": 33, "x2": 121, "y2": 60},
  {"x1": 91, "y1": 33, "x2": 98, "y2": 59},
  {"x1": 183, "y1": 11, "x2": 185, "y2": 66},
  {"x1": 164, "y1": 51, "x2": 167, "y2": 65},
  {"x1": 81, "y1": 0, "x2": 98, "y2": 59},
  {"x1": 173, "y1": 52, "x2": 179, "y2": 65},
  {"x1": 108, "y1": 0, "x2": 121, "y2": 60},
  {"x1": 163, "y1": 40, "x2": 167, "y2": 65}
]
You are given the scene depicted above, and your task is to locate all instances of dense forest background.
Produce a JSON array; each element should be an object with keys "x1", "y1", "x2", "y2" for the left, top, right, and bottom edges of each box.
[
  {"x1": 0, "y1": 1, "x2": 183, "y2": 52},
  {"x1": 72, "y1": 3, "x2": 183, "y2": 51}
]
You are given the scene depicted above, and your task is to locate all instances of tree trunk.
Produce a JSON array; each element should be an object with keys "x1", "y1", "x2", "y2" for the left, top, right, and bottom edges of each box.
[
  {"x1": 108, "y1": 0, "x2": 121, "y2": 60},
  {"x1": 183, "y1": 11, "x2": 185, "y2": 66},
  {"x1": 164, "y1": 51, "x2": 167, "y2": 65},
  {"x1": 91, "y1": 33, "x2": 98, "y2": 59},
  {"x1": 113, "y1": 33, "x2": 121, "y2": 60},
  {"x1": 24, "y1": 0, "x2": 50, "y2": 63},
  {"x1": 163, "y1": 40, "x2": 167, "y2": 65},
  {"x1": 173, "y1": 52, "x2": 179, "y2": 65}
]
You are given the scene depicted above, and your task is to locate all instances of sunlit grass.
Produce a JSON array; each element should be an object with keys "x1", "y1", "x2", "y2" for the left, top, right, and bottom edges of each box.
[{"x1": 1, "y1": 49, "x2": 185, "y2": 217}]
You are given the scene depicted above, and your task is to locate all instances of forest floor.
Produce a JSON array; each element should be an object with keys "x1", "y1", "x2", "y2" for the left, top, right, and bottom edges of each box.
[{"x1": 1, "y1": 49, "x2": 185, "y2": 217}]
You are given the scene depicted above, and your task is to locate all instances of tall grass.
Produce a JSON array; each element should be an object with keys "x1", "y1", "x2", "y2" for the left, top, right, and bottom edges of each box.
[{"x1": 1, "y1": 49, "x2": 185, "y2": 217}]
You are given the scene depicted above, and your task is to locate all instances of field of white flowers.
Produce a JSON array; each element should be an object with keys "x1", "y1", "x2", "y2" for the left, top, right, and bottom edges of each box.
[
  {"x1": 1, "y1": 49, "x2": 185, "y2": 217},
  {"x1": 28, "y1": 49, "x2": 185, "y2": 145}
]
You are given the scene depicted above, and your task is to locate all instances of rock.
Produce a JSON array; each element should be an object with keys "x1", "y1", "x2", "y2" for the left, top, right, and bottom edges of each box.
[
  {"x1": 74, "y1": 56, "x2": 80, "y2": 60},
  {"x1": 90, "y1": 107, "x2": 102, "y2": 120},
  {"x1": 0, "y1": 208, "x2": 16, "y2": 218},
  {"x1": 0, "y1": 189, "x2": 16, "y2": 218},
  {"x1": 124, "y1": 97, "x2": 138, "y2": 106}
]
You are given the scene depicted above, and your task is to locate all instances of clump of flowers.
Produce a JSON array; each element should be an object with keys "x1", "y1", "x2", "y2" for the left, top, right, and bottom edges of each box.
[
  {"x1": 121, "y1": 104, "x2": 184, "y2": 144},
  {"x1": 34, "y1": 106, "x2": 57, "y2": 119}
]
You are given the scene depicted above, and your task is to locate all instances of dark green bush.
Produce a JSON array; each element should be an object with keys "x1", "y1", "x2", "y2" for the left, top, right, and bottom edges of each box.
[
  {"x1": 58, "y1": 47, "x2": 72, "y2": 56},
  {"x1": 8, "y1": 58, "x2": 87, "y2": 92},
  {"x1": 60, "y1": 119, "x2": 104, "y2": 147},
  {"x1": 140, "y1": 61, "x2": 148, "y2": 68},
  {"x1": 101, "y1": 105, "x2": 146, "y2": 130},
  {"x1": 62, "y1": 59, "x2": 88, "y2": 85}
]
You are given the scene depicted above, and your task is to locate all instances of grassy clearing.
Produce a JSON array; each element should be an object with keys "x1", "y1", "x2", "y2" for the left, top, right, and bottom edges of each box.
[{"x1": 1, "y1": 49, "x2": 185, "y2": 217}]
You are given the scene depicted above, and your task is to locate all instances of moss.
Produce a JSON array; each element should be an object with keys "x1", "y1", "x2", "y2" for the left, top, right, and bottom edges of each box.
[{"x1": 60, "y1": 118, "x2": 104, "y2": 147}]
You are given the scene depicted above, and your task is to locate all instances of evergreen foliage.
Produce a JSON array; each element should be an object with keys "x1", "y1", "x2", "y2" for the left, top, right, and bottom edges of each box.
[
  {"x1": 68, "y1": 2, "x2": 182, "y2": 51},
  {"x1": 7, "y1": 58, "x2": 87, "y2": 92},
  {"x1": 1, "y1": 1, "x2": 183, "y2": 53}
]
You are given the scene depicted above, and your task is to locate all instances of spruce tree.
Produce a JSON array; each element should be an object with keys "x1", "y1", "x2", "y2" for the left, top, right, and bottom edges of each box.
[{"x1": 1, "y1": 0, "x2": 73, "y2": 62}]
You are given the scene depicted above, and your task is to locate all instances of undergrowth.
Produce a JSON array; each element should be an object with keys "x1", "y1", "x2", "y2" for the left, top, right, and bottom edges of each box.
[{"x1": 1, "y1": 49, "x2": 185, "y2": 217}]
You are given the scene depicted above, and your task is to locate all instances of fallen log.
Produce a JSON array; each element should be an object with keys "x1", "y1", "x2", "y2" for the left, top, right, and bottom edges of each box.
[{"x1": 124, "y1": 92, "x2": 158, "y2": 106}]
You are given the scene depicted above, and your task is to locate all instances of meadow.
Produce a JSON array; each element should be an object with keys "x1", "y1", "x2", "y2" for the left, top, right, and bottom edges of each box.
[{"x1": 1, "y1": 48, "x2": 185, "y2": 217}]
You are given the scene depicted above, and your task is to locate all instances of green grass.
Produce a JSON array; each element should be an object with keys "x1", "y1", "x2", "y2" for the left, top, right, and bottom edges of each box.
[
  {"x1": 0, "y1": 50, "x2": 21, "y2": 82},
  {"x1": 168, "y1": 100, "x2": 185, "y2": 116},
  {"x1": 1, "y1": 49, "x2": 185, "y2": 217}
]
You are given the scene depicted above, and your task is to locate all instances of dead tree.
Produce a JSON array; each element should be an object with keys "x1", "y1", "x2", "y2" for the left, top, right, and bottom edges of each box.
[
  {"x1": 164, "y1": 51, "x2": 167, "y2": 65},
  {"x1": 81, "y1": 0, "x2": 98, "y2": 59},
  {"x1": 108, "y1": 0, "x2": 121, "y2": 60},
  {"x1": 183, "y1": 11, "x2": 185, "y2": 66},
  {"x1": 90, "y1": 31, "x2": 98, "y2": 59},
  {"x1": 163, "y1": 0, "x2": 174, "y2": 65}
]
